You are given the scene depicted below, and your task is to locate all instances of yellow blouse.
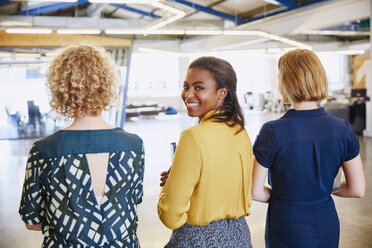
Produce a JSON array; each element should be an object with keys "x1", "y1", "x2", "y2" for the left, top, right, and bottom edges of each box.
[{"x1": 158, "y1": 111, "x2": 253, "y2": 229}]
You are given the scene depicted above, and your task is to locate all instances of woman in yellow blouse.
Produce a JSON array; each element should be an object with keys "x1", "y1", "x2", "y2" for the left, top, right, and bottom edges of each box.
[{"x1": 158, "y1": 56, "x2": 253, "y2": 247}]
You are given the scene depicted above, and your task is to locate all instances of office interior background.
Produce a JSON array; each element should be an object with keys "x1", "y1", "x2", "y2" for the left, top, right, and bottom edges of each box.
[{"x1": 0, "y1": 0, "x2": 371, "y2": 247}]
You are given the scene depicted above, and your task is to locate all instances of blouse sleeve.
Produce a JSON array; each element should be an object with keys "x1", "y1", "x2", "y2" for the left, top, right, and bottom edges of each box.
[
  {"x1": 134, "y1": 142, "x2": 145, "y2": 204},
  {"x1": 344, "y1": 121, "x2": 360, "y2": 161},
  {"x1": 19, "y1": 143, "x2": 45, "y2": 225},
  {"x1": 253, "y1": 122, "x2": 276, "y2": 169},
  {"x1": 157, "y1": 129, "x2": 201, "y2": 230}
]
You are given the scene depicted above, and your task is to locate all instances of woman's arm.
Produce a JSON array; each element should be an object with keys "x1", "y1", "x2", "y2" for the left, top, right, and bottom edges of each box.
[
  {"x1": 333, "y1": 154, "x2": 365, "y2": 198},
  {"x1": 157, "y1": 130, "x2": 201, "y2": 229},
  {"x1": 252, "y1": 158, "x2": 272, "y2": 203},
  {"x1": 25, "y1": 223, "x2": 42, "y2": 231},
  {"x1": 19, "y1": 144, "x2": 45, "y2": 230}
]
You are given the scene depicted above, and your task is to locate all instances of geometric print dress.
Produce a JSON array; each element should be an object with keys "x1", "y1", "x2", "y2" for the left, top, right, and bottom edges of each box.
[{"x1": 19, "y1": 128, "x2": 144, "y2": 248}]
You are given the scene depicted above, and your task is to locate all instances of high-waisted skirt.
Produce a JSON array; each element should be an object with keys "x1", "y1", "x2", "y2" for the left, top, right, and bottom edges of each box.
[{"x1": 164, "y1": 217, "x2": 252, "y2": 248}]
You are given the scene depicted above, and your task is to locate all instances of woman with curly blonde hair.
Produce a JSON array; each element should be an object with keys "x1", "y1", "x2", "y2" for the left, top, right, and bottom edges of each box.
[{"x1": 19, "y1": 45, "x2": 145, "y2": 248}]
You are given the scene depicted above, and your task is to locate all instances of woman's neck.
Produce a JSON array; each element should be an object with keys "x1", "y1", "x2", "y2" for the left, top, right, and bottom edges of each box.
[
  {"x1": 292, "y1": 101, "x2": 318, "y2": 110},
  {"x1": 65, "y1": 115, "x2": 115, "y2": 130}
]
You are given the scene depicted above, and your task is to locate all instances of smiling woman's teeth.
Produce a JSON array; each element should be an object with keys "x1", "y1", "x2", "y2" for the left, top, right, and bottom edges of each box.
[{"x1": 187, "y1": 103, "x2": 199, "y2": 107}]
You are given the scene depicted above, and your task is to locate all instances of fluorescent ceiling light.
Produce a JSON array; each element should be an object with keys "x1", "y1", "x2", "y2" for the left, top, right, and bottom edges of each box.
[
  {"x1": 5, "y1": 28, "x2": 52, "y2": 34},
  {"x1": 185, "y1": 30, "x2": 222, "y2": 35},
  {"x1": 89, "y1": 0, "x2": 157, "y2": 2},
  {"x1": 222, "y1": 30, "x2": 258, "y2": 35},
  {"x1": 263, "y1": 0, "x2": 282, "y2": 5},
  {"x1": 147, "y1": 30, "x2": 184, "y2": 35},
  {"x1": 13, "y1": 0, "x2": 78, "y2": 2},
  {"x1": 57, "y1": 29, "x2": 101, "y2": 34},
  {"x1": 105, "y1": 29, "x2": 184, "y2": 35},
  {"x1": 255, "y1": 31, "x2": 270, "y2": 38},
  {"x1": 99, "y1": 1, "x2": 185, "y2": 32},
  {"x1": 256, "y1": 31, "x2": 312, "y2": 50},
  {"x1": 151, "y1": 1, "x2": 184, "y2": 15},
  {"x1": 105, "y1": 29, "x2": 145, "y2": 34},
  {"x1": 144, "y1": 2, "x2": 185, "y2": 31},
  {"x1": 146, "y1": 14, "x2": 185, "y2": 30}
]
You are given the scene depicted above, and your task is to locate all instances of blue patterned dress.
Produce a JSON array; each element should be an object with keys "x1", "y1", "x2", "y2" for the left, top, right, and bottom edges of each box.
[{"x1": 19, "y1": 128, "x2": 145, "y2": 248}]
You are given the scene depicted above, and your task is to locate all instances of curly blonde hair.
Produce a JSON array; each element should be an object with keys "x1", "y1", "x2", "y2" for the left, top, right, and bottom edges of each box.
[{"x1": 46, "y1": 45, "x2": 120, "y2": 119}]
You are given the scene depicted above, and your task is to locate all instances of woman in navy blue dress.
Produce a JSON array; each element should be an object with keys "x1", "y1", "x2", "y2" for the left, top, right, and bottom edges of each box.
[{"x1": 252, "y1": 49, "x2": 365, "y2": 248}]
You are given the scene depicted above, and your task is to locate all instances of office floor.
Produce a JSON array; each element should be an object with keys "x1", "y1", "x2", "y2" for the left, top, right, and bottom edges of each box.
[{"x1": 0, "y1": 111, "x2": 371, "y2": 248}]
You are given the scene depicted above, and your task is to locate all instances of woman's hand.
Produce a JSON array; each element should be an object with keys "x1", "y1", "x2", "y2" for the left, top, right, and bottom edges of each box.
[
  {"x1": 25, "y1": 223, "x2": 42, "y2": 231},
  {"x1": 160, "y1": 168, "x2": 171, "y2": 187}
]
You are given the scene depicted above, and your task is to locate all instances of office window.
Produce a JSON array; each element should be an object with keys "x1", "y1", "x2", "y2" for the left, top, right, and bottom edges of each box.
[
  {"x1": 316, "y1": 52, "x2": 346, "y2": 91},
  {"x1": 128, "y1": 52, "x2": 180, "y2": 97}
]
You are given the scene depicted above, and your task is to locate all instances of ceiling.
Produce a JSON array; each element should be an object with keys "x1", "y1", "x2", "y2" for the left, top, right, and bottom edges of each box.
[{"x1": 0, "y1": 0, "x2": 370, "y2": 53}]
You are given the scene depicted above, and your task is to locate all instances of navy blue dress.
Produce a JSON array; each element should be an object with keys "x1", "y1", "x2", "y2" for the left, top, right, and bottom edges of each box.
[{"x1": 253, "y1": 108, "x2": 359, "y2": 248}]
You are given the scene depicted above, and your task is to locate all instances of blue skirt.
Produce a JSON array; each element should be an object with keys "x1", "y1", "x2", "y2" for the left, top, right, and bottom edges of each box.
[
  {"x1": 165, "y1": 217, "x2": 252, "y2": 248},
  {"x1": 266, "y1": 197, "x2": 339, "y2": 248}
]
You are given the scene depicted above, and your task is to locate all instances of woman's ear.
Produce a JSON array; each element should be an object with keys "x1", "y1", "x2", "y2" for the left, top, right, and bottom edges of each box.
[
  {"x1": 218, "y1": 88, "x2": 228, "y2": 100},
  {"x1": 282, "y1": 95, "x2": 291, "y2": 104}
]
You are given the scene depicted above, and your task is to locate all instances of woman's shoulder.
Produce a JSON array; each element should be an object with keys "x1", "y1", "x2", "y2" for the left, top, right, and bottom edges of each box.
[
  {"x1": 34, "y1": 128, "x2": 143, "y2": 158},
  {"x1": 114, "y1": 128, "x2": 143, "y2": 144},
  {"x1": 182, "y1": 120, "x2": 221, "y2": 135},
  {"x1": 182, "y1": 120, "x2": 249, "y2": 140}
]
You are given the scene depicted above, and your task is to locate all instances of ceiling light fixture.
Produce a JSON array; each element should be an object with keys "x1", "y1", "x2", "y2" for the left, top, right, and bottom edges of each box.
[
  {"x1": 57, "y1": 29, "x2": 101, "y2": 34},
  {"x1": 88, "y1": 0, "x2": 158, "y2": 3},
  {"x1": 257, "y1": 31, "x2": 312, "y2": 50},
  {"x1": 185, "y1": 30, "x2": 222, "y2": 35},
  {"x1": 263, "y1": 0, "x2": 282, "y2": 6},
  {"x1": 5, "y1": 28, "x2": 52, "y2": 34},
  {"x1": 105, "y1": 29, "x2": 185, "y2": 35},
  {"x1": 105, "y1": 29, "x2": 145, "y2": 35},
  {"x1": 147, "y1": 29, "x2": 185, "y2": 35},
  {"x1": 222, "y1": 30, "x2": 258, "y2": 35},
  {"x1": 144, "y1": 2, "x2": 185, "y2": 31},
  {"x1": 13, "y1": 0, "x2": 78, "y2": 2}
]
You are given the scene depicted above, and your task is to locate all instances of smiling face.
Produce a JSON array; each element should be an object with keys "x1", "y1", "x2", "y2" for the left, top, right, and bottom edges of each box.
[{"x1": 182, "y1": 68, "x2": 227, "y2": 118}]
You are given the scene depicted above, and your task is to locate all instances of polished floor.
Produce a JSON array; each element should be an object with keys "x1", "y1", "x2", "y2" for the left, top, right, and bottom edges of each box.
[{"x1": 1, "y1": 111, "x2": 371, "y2": 248}]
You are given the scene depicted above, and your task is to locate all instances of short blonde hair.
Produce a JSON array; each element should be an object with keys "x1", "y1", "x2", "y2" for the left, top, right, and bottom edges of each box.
[
  {"x1": 46, "y1": 45, "x2": 120, "y2": 119},
  {"x1": 278, "y1": 49, "x2": 328, "y2": 103}
]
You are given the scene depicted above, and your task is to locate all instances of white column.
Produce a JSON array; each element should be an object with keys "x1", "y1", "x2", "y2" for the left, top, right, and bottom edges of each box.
[{"x1": 363, "y1": 0, "x2": 372, "y2": 137}]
